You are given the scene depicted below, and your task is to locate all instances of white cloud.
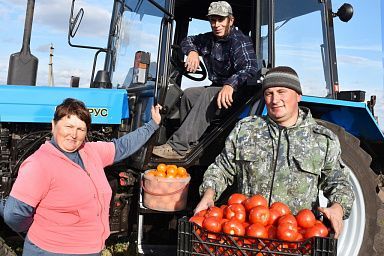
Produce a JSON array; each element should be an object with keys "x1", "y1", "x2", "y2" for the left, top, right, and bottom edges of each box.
[
  {"x1": 120, "y1": 19, "x2": 159, "y2": 54},
  {"x1": 33, "y1": 0, "x2": 111, "y2": 38},
  {"x1": 0, "y1": 60, "x2": 8, "y2": 84},
  {"x1": 0, "y1": 1, "x2": 112, "y2": 87},
  {"x1": 0, "y1": 0, "x2": 24, "y2": 11},
  {"x1": 55, "y1": 68, "x2": 89, "y2": 87},
  {"x1": 337, "y1": 55, "x2": 382, "y2": 68},
  {"x1": 0, "y1": 0, "x2": 24, "y2": 5},
  {"x1": 336, "y1": 44, "x2": 382, "y2": 52},
  {"x1": 36, "y1": 63, "x2": 91, "y2": 88},
  {"x1": 277, "y1": 43, "x2": 382, "y2": 70},
  {"x1": 0, "y1": 1, "x2": 25, "y2": 34},
  {"x1": 35, "y1": 43, "x2": 52, "y2": 53}
]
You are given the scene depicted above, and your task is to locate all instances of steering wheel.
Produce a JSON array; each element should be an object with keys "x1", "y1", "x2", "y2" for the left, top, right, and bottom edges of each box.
[
  {"x1": 182, "y1": 60, "x2": 207, "y2": 81},
  {"x1": 170, "y1": 46, "x2": 208, "y2": 82}
]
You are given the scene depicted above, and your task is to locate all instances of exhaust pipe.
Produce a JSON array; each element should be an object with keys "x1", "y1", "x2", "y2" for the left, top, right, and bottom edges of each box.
[{"x1": 7, "y1": 0, "x2": 39, "y2": 85}]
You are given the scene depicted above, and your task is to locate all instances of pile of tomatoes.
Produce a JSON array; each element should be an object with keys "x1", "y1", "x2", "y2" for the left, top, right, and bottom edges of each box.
[
  {"x1": 146, "y1": 163, "x2": 190, "y2": 179},
  {"x1": 189, "y1": 193, "x2": 329, "y2": 243}
]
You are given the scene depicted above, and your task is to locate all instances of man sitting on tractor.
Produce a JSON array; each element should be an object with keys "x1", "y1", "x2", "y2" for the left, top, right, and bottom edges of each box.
[{"x1": 153, "y1": 1, "x2": 258, "y2": 159}]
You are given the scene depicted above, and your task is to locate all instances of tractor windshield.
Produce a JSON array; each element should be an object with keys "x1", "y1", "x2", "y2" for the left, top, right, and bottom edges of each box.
[
  {"x1": 112, "y1": 0, "x2": 166, "y2": 88},
  {"x1": 261, "y1": 0, "x2": 332, "y2": 97}
]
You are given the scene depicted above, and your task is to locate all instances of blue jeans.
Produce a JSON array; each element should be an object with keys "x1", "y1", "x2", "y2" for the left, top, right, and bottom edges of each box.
[{"x1": 23, "y1": 235, "x2": 101, "y2": 256}]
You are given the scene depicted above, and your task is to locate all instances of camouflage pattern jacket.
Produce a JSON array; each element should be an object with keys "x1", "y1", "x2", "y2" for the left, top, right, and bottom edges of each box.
[{"x1": 200, "y1": 107, "x2": 354, "y2": 218}]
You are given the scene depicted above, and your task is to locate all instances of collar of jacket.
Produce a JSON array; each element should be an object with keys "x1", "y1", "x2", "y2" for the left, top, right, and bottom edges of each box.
[
  {"x1": 266, "y1": 107, "x2": 315, "y2": 135},
  {"x1": 49, "y1": 137, "x2": 85, "y2": 159},
  {"x1": 212, "y1": 27, "x2": 235, "y2": 42},
  {"x1": 264, "y1": 107, "x2": 316, "y2": 167}
]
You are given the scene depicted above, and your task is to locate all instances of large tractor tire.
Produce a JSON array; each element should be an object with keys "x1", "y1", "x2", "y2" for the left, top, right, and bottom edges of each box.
[
  {"x1": 317, "y1": 120, "x2": 379, "y2": 256},
  {"x1": 0, "y1": 236, "x2": 17, "y2": 256}
]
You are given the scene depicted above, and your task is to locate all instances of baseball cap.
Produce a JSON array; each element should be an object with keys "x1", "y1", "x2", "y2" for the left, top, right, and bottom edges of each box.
[{"x1": 207, "y1": 1, "x2": 233, "y2": 17}]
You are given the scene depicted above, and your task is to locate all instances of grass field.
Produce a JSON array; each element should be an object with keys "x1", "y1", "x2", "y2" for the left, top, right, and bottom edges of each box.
[{"x1": 1, "y1": 235, "x2": 132, "y2": 256}]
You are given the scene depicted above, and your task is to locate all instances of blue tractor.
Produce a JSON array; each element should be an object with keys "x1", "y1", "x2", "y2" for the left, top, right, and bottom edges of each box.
[{"x1": 0, "y1": 0, "x2": 383, "y2": 255}]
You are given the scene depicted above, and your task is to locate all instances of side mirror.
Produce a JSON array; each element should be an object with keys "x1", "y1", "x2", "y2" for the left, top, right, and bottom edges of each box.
[
  {"x1": 69, "y1": 8, "x2": 84, "y2": 37},
  {"x1": 333, "y1": 3, "x2": 353, "y2": 23}
]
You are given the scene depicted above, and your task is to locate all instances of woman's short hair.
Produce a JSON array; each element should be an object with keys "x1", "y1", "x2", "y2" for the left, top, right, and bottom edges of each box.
[{"x1": 53, "y1": 98, "x2": 91, "y2": 130}]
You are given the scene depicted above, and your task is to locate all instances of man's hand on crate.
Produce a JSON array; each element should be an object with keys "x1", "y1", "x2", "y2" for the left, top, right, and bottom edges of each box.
[
  {"x1": 194, "y1": 188, "x2": 215, "y2": 215},
  {"x1": 318, "y1": 202, "x2": 344, "y2": 238}
]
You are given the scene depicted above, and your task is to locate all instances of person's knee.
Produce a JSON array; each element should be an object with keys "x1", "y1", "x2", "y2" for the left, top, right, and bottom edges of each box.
[
  {"x1": 183, "y1": 87, "x2": 201, "y2": 98},
  {"x1": 182, "y1": 86, "x2": 220, "y2": 104},
  {"x1": 205, "y1": 87, "x2": 222, "y2": 98}
]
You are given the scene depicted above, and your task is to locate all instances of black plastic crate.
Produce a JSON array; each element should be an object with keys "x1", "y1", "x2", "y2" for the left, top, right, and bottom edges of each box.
[{"x1": 177, "y1": 217, "x2": 337, "y2": 256}]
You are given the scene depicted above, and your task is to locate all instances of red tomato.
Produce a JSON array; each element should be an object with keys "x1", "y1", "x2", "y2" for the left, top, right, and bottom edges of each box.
[
  {"x1": 278, "y1": 222, "x2": 298, "y2": 233},
  {"x1": 298, "y1": 226, "x2": 306, "y2": 235},
  {"x1": 277, "y1": 226, "x2": 299, "y2": 241},
  {"x1": 270, "y1": 201, "x2": 292, "y2": 216},
  {"x1": 242, "y1": 222, "x2": 250, "y2": 229},
  {"x1": 205, "y1": 206, "x2": 223, "y2": 219},
  {"x1": 223, "y1": 203, "x2": 247, "y2": 223},
  {"x1": 266, "y1": 225, "x2": 277, "y2": 239},
  {"x1": 228, "y1": 193, "x2": 248, "y2": 205},
  {"x1": 195, "y1": 209, "x2": 207, "y2": 217},
  {"x1": 296, "y1": 209, "x2": 316, "y2": 228},
  {"x1": 304, "y1": 225, "x2": 323, "y2": 239},
  {"x1": 278, "y1": 214, "x2": 297, "y2": 226},
  {"x1": 243, "y1": 194, "x2": 268, "y2": 211},
  {"x1": 315, "y1": 221, "x2": 329, "y2": 237},
  {"x1": 248, "y1": 205, "x2": 270, "y2": 226},
  {"x1": 189, "y1": 216, "x2": 204, "y2": 227},
  {"x1": 296, "y1": 232, "x2": 304, "y2": 241},
  {"x1": 220, "y1": 218, "x2": 229, "y2": 227},
  {"x1": 222, "y1": 219, "x2": 246, "y2": 236},
  {"x1": 243, "y1": 238, "x2": 254, "y2": 245},
  {"x1": 207, "y1": 232, "x2": 218, "y2": 240},
  {"x1": 220, "y1": 204, "x2": 227, "y2": 210},
  {"x1": 267, "y1": 208, "x2": 280, "y2": 226},
  {"x1": 246, "y1": 223, "x2": 268, "y2": 239},
  {"x1": 203, "y1": 216, "x2": 222, "y2": 233}
]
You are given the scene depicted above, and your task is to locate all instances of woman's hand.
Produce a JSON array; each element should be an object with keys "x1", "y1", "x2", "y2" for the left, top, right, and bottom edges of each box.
[{"x1": 151, "y1": 104, "x2": 162, "y2": 125}]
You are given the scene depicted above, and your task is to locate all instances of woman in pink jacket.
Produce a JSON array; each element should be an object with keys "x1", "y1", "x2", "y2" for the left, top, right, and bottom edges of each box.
[{"x1": 1, "y1": 98, "x2": 161, "y2": 255}]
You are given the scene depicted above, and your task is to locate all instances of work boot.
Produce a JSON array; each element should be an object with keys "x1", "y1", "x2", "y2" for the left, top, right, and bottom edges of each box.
[{"x1": 152, "y1": 144, "x2": 186, "y2": 159}]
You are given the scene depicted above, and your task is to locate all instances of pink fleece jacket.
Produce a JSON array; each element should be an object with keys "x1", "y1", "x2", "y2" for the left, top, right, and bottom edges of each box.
[{"x1": 10, "y1": 141, "x2": 115, "y2": 254}]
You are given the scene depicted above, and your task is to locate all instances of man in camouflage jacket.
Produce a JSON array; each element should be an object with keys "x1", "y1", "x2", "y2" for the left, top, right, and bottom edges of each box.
[{"x1": 196, "y1": 66, "x2": 354, "y2": 238}]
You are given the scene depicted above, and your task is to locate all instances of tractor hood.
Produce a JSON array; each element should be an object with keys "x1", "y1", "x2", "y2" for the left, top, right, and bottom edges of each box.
[{"x1": 0, "y1": 85, "x2": 129, "y2": 124}]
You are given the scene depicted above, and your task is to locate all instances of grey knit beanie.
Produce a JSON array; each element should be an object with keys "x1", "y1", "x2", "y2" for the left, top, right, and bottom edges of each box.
[{"x1": 262, "y1": 66, "x2": 302, "y2": 95}]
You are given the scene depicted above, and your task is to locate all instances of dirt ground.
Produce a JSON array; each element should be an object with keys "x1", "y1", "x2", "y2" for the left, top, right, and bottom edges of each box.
[{"x1": 374, "y1": 205, "x2": 384, "y2": 255}]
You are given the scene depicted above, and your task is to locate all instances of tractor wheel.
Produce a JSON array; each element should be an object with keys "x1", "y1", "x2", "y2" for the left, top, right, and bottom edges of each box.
[
  {"x1": 0, "y1": 236, "x2": 17, "y2": 256},
  {"x1": 317, "y1": 120, "x2": 379, "y2": 256}
]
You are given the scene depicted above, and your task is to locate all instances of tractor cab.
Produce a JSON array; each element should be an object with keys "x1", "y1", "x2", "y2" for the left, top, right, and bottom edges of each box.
[
  {"x1": 82, "y1": 0, "x2": 265, "y2": 170},
  {"x1": 99, "y1": 0, "x2": 362, "y2": 171}
]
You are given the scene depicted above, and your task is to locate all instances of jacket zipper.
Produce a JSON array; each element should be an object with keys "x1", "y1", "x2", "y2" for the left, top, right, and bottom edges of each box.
[
  {"x1": 268, "y1": 127, "x2": 283, "y2": 206},
  {"x1": 85, "y1": 170, "x2": 106, "y2": 251}
]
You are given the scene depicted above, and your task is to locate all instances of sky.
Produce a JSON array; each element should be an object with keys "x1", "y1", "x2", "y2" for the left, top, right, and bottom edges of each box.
[{"x1": 0, "y1": 0, "x2": 383, "y2": 129}]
